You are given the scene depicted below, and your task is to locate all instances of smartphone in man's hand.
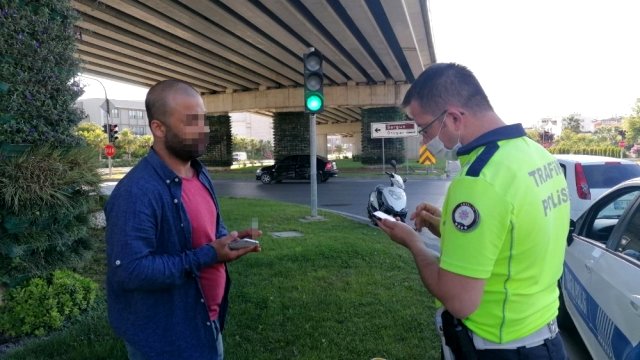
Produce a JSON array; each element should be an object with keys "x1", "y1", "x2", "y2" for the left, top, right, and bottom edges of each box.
[{"x1": 228, "y1": 238, "x2": 260, "y2": 250}]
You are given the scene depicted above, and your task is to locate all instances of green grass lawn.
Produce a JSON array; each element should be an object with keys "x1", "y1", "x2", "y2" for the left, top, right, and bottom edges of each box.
[{"x1": 4, "y1": 198, "x2": 440, "y2": 359}]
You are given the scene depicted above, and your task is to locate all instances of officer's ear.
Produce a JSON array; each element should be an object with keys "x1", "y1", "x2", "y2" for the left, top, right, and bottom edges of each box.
[{"x1": 446, "y1": 108, "x2": 465, "y2": 132}]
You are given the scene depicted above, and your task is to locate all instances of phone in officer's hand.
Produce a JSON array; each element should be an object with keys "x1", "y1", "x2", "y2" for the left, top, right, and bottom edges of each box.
[{"x1": 373, "y1": 211, "x2": 397, "y2": 222}]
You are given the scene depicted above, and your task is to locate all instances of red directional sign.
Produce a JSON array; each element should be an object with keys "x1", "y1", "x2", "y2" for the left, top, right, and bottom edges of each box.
[
  {"x1": 619, "y1": 140, "x2": 626, "y2": 148},
  {"x1": 104, "y1": 144, "x2": 116, "y2": 158}
]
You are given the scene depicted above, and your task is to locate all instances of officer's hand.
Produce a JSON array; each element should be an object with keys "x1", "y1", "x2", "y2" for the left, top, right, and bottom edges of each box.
[
  {"x1": 411, "y1": 202, "x2": 441, "y2": 237},
  {"x1": 209, "y1": 231, "x2": 261, "y2": 262},
  {"x1": 377, "y1": 218, "x2": 422, "y2": 249}
]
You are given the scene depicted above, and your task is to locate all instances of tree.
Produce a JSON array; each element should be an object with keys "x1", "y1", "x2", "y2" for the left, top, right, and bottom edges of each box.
[
  {"x1": 554, "y1": 129, "x2": 599, "y2": 148},
  {"x1": 525, "y1": 129, "x2": 540, "y2": 142},
  {"x1": 0, "y1": 0, "x2": 101, "y2": 288},
  {"x1": 562, "y1": 114, "x2": 583, "y2": 133},
  {"x1": 75, "y1": 122, "x2": 108, "y2": 160},
  {"x1": 133, "y1": 134, "x2": 153, "y2": 158},
  {"x1": 623, "y1": 98, "x2": 640, "y2": 145},
  {"x1": 232, "y1": 136, "x2": 273, "y2": 160},
  {"x1": 593, "y1": 125, "x2": 622, "y2": 146},
  {"x1": 115, "y1": 128, "x2": 137, "y2": 160}
]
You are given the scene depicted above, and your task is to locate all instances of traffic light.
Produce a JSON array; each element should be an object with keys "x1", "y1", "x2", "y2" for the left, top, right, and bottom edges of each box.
[
  {"x1": 108, "y1": 124, "x2": 119, "y2": 143},
  {"x1": 303, "y1": 48, "x2": 324, "y2": 114}
]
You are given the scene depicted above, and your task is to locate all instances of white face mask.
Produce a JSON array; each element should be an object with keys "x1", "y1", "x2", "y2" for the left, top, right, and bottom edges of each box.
[{"x1": 426, "y1": 116, "x2": 461, "y2": 161}]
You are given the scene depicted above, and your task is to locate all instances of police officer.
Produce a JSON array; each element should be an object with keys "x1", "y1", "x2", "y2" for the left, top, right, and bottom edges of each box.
[{"x1": 377, "y1": 63, "x2": 569, "y2": 359}]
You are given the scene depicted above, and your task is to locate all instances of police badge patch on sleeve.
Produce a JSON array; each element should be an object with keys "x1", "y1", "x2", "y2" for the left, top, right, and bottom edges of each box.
[{"x1": 452, "y1": 202, "x2": 479, "y2": 232}]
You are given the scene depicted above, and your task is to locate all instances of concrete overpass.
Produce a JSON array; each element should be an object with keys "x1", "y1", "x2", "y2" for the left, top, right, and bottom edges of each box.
[{"x1": 72, "y1": 0, "x2": 436, "y2": 160}]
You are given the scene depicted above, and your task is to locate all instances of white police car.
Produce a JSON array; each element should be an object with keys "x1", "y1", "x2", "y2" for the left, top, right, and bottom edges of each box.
[{"x1": 561, "y1": 177, "x2": 640, "y2": 359}]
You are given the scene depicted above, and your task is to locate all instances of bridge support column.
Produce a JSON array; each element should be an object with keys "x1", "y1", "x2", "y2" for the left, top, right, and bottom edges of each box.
[
  {"x1": 203, "y1": 114, "x2": 232, "y2": 166},
  {"x1": 360, "y1": 107, "x2": 405, "y2": 164},
  {"x1": 273, "y1": 111, "x2": 309, "y2": 160}
]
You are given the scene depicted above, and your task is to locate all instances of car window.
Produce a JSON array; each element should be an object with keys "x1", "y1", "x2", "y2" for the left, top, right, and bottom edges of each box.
[
  {"x1": 279, "y1": 156, "x2": 296, "y2": 166},
  {"x1": 558, "y1": 163, "x2": 566, "y2": 178},
  {"x1": 596, "y1": 192, "x2": 639, "y2": 219},
  {"x1": 583, "y1": 164, "x2": 640, "y2": 188},
  {"x1": 586, "y1": 189, "x2": 640, "y2": 243},
  {"x1": 616, "y1": 202, "x2": 640, "y2": 262}
]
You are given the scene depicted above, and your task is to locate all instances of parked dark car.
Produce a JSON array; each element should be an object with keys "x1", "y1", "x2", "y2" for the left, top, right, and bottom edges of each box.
[{"x1": 255, "y1": 155, "x2": 338, "y2": 184}]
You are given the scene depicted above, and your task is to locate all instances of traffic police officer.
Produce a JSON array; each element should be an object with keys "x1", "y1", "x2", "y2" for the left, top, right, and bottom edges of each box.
[{"x1": 377, "y1": 63, "x2": 569, "y2": 359}]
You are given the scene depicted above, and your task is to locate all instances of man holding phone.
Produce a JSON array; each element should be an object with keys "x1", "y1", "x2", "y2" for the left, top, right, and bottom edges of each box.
[{"x1": 105, "y1": 80, "x2": 260, "y2": 360}]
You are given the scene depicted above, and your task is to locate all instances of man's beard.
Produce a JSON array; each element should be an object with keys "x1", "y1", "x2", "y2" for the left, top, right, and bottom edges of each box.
[{"x1": 165, "y1": 128, "x2": 208, "y2": 162}]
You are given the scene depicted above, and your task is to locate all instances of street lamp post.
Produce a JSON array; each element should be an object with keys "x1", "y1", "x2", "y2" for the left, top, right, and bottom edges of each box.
[{"x1": 78, "y1": 75, "x2": 113, "y2": 176}]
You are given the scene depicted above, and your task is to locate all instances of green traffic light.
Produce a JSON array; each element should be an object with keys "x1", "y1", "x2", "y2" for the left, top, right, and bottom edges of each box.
[{"x1": 306, "y1": 94, "x2": 323, "y2": 112}]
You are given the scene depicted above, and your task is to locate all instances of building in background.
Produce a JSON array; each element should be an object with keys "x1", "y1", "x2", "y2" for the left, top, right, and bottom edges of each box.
[
  {"x1": 77, "y1": 98, "x2": 150, "y2": 135},
  {"x1": 593, "y1": 116, "x2": 624, "y2": 130},
  {"x1": 77, "y1": 99, "x2": 275, "y2": 143},
  {"x1": 230, "y1": 112, "x2": 273, "y2": 142},
  {"x1": 536, "y1": 117, "x2": 562, "y2": 135}
]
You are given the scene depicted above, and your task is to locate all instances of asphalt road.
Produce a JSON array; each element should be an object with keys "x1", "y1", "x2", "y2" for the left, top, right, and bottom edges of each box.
[
  {"x1": 212, "y1": 177, "x2": 452, "y2": 221},
  {"x1": 100, "y1": 176, "x2": 591, "y2": 359}
]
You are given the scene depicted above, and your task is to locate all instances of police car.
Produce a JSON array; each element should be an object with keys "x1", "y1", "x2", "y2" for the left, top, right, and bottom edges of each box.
[{"x1": 561, "y1": 177, "x2": 640, "y2": 359}]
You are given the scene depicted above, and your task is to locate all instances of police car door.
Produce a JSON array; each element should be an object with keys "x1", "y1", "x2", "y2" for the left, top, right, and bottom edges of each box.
[
  {"x1": 566, "y1": 187, "x2": 640, "y2": 359},
  {"x1": 590, "y1": 189, "x2": 640, "y2": 359}
]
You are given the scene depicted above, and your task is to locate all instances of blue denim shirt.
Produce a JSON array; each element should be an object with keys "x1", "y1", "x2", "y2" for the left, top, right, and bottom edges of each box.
[{"x1": 105, "y1": 149, "x2": 229, "y2": 359}]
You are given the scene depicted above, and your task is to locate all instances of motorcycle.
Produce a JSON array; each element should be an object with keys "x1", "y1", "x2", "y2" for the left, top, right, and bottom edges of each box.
[{"x1": 367, "y1": 160, "x2": 408, "y2": 225}]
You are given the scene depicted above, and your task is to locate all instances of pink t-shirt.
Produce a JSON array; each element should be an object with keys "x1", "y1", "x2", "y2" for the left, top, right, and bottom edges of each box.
[{"x1": 181, "y1": 174, "x2": 226, "y2": 320}]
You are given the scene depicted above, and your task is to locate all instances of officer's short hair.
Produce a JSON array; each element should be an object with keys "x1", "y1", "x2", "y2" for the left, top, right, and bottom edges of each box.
[
  {"x1": 402, "y1": 63, "x2": 494, "y2": 115},
  {"x1": 145, "y1": 79, "x2": 199, "y2": 126}
]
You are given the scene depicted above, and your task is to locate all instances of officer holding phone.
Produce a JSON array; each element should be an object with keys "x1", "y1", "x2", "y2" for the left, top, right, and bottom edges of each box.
[{"x1": 377, "y1": 63, "x2": 569, "y2": 359}]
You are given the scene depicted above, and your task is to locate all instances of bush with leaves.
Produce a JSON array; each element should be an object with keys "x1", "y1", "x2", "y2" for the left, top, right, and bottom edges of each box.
[
  {"x1": 0, "y1": 0, "x2": 102, "y2": 289},
  {"x1": 0, "y1": 269, "x2": 98, "y2": 337},
  {"x1": 0, "y1": 0, "x2": 84, "y2": 145},
  {"x1": 0, "y1": 146, "x2": 101, "y2": 287},
  {"x1": 75, "y1": 122, "x2": 108, "y2": 160}
]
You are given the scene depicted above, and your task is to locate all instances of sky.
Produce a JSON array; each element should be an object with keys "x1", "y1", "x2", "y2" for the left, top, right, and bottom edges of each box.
[{"x1": 79, "y1": 0, "x2": 640, "y2": 127}]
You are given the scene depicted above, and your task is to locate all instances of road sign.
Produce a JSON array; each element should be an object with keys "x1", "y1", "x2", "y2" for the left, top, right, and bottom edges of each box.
[
  {"x1": 100, "y1": 99, "x2": 116, "y2": 114},
  {"x1": 104, "y1": 144, "x2": 116, "y2": 158},
  {"x1": 619, "y1": 140, "x2": 626, "y2": 148},
  {"x1": 418, "y1": 145, "x2": 436, "y2": 165},
  {"x1": 370, "y1": 121, "x2": 417, "y2": 138}
]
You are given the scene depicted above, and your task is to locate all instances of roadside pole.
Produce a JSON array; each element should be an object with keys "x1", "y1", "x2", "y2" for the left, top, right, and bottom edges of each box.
[
  {"x1": 381, "y1": 138, "x2": 385, "y2": 173},
  {"x1": 310, "y1": 113, "x2": 318, "y2": 218}
]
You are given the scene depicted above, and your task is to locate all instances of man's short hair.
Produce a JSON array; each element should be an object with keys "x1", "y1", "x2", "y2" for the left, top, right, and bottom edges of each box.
[
  {"x1": 145, "y1": 79, "x2": 199, "y2": 126},
  {"x1": 402, "y1": 63, "x2": 493, "y2": 115}
]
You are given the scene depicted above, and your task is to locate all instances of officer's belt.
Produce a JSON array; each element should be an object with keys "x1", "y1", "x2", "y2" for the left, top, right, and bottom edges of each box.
[{"x1": 470, "y1": 318, "x2": 559, "y2": 350}]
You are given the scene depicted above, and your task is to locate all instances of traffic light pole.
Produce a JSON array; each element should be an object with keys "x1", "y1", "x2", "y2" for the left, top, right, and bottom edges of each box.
[
  {"x1": 78, "y1": 75, "x2": 112, "y2": 176},
  {"x1": 310, "y1": 113, "x2": 318, "y2": 218}
]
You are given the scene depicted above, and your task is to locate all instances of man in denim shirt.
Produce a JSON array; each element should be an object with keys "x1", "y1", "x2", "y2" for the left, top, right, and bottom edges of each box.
[{"x1": 105, "y1": 80, "x2": 260, "y2": 360}]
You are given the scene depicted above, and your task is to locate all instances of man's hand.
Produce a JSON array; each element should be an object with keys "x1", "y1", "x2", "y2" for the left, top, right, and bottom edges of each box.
[
  {"x1": 210, "y1": 231, "x2": 261, "y2": 262},
  {"x1": 376, "y1": 218, "x2": 423, "y2": 250},
  {"x1": 411, "y1": 202, "x2": 441, "y2": 237}
]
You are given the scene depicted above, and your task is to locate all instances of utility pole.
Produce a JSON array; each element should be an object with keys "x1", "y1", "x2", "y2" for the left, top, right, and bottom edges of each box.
[{"x1": 79, "y1": 75, "x2": 113, "y2": 176}]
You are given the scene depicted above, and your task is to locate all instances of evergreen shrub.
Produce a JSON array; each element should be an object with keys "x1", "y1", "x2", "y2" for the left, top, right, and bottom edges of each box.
[
  {"x1": 0, "y1": 269, "x2": 98, "y2": 337},
  {"x1": 0, "y1": 146, "x2": 101, "y2": 287}
]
